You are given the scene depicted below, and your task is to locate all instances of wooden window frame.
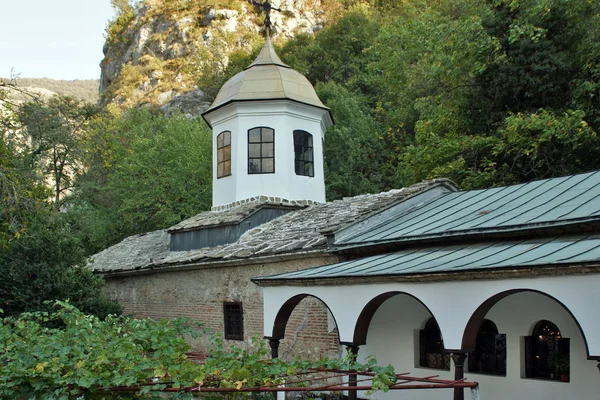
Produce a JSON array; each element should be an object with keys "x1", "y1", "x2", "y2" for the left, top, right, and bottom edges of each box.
[
  {"x1": 293, "y1": 130, "x2": 314, "y2": 177},
  {"x1": 217, "y1": 131, "x2": 231, "y2": 178},
  {"x1": 248, "y1": 127, "x2": 275, "y2": 174},
  {"x1": 223, "y1": 302, "x2": 244, "y2": 341}
]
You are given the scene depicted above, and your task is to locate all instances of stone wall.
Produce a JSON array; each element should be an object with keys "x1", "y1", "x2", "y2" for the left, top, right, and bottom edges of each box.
[{"x1": 104, "y1": 254, "x2": 341, "y2": 359}]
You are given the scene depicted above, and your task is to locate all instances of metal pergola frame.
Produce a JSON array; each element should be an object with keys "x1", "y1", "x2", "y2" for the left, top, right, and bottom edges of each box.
[{"x1": 107, "y1": 366, "x2": 479, "y2": 395}]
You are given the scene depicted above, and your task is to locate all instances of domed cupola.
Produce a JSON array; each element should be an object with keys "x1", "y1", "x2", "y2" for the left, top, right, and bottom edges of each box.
[{"x1": 202, "y1": 32, "x2": 334, "y2": 210}]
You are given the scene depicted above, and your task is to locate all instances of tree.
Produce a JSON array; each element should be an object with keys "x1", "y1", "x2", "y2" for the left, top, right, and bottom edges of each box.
[
  {"x1": 368, "y1": 0, "x2": 599, "y2": 189},
  {"x1": 72, "y1": 108, "x2": 212, "y2": 253},
  {"x1": 280, "y1": 9, "x2": 381, "y2": 95},
  {"x1": 11, "y1": 96, "x2": 98, "y2": 209},
  {"x1": 317, "y1": 82, "x2": 388, "y2": 199},
  {"x1": 0, "y1": 89, "x2": 120, "y2": 318},
  {"x1": 0, "y1": 211, "x2": 121, "y2": 318}
]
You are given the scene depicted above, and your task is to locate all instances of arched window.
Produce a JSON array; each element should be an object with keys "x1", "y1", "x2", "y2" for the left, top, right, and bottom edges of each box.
[
  {"x1": 248, "y1": 127, "x2": 274, "y2": 174},
  {"x1": 419, "y1": 318, "x2": 450, "y2": 370},
  {"x1": 217, "y1": 131, "x2": 231, "y2": 178},
  {"x1": 468, "y1": 319, "x2": 506, "y2": 376},
  {"x1": 525, "y1": 320, "x2": 570, "y2": 382},
  {"x1": 293, "y1": 130, "x2": 314, "y2": 177}
]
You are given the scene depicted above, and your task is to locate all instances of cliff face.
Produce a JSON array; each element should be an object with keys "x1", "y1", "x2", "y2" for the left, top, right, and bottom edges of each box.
[{"x1": 100, "y1": 0, "x2": 338, "y2": 116}]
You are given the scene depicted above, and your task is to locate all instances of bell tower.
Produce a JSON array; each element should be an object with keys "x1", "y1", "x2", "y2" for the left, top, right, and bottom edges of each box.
[{"x1": 202, "y1": 7, "x2": 333, "y2": 210}]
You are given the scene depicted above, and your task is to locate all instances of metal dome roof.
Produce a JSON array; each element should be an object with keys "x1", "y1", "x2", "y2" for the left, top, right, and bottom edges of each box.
[{"x1": 203, "y1": 35, "x2": 331, "y2": 119}]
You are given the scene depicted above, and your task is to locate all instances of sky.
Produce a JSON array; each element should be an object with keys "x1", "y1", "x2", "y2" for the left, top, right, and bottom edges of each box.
[{"x1": 0, "y1": 0, "x2": 116, "y2": 80}]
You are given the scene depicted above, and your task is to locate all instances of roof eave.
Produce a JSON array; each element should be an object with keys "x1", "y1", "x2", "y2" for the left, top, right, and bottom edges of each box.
[
  {"x1": 97, "y1": 248, "x2": 334, "y2": 278},
  {"x1": 252, "y1": 262, "x2": 600, "y2": 287},
  {"x1": 202, "y1": 97, "x2": 334, "y2": 129}
]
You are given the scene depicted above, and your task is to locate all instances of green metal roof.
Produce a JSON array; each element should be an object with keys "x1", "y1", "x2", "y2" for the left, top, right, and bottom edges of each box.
[
  {"x1": 335, "y1": 171, "x2": 600, "y2": 247},
  {"x1": 254, "y1": 234, "x2": 600, "y2": 281}
]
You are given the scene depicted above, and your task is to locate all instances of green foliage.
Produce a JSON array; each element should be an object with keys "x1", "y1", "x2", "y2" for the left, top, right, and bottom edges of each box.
[
  {"x1": 106, "y1": 0, "x2": 137, "y2": 46},
  {"x1": 0, "y1": 214, "x2": 121, "y2": 318},
  {"x1": 495, "y1": 109, "x2": 600, "y2": 181},
  {"x1": 14, "y1": 96, "x2": 99, "y2": 208},
  {"x1": 72, "y1": 108, "x2": 212, "y2": 253},
  {"x1": 0, "y1": 302, "x2": 398, "y2": 398},
  {"x1": 362, "y1": 0, "x2": 600, "y2": 189},
  {"x1": 317, "y1": 82, "x2": 387, "y2": 199},
  {"x1": 280, "y1": 10, "x2": 381, "y2": 94},
  {"x1": 0, "y1": 301, "x2": 197, "y2": 399}
]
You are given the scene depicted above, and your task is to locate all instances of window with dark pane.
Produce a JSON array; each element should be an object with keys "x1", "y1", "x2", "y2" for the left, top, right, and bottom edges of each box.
[
  {"x1": 293, "y1": 130, "x2": 314, "y2": 177},
  {"x1": 223, "y1": 302, "x2": 244, "y2": 340},
  {"x1": 248, "y1": 127, "x2": 274, "y2": 174},
  {"x1": 217, "y1": 131, "x2": 231, "y2": 178},
  {"x1": 468, "y1": 319, "x2": 506, "y2": 376},
  {"x1": 419, "y1": 318, "x2": 451, "y2": 370},
  {"x1": 525, "y1": 320, "x2": 569, "y2": 382}
]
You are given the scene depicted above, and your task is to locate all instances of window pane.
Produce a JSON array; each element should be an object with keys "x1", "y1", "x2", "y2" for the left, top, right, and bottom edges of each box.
[
  {"x1": 307, "y1": 135, "x2": 313, "y2": 147},
  {"x1": 224, "y1": 160, "x2": 231, "y2": 176},
  {"x1": 223, "y1": 145, "x2": 231, "y2": 161},
  {"x1": 217, "y1": 133, "x2": 224, "y2": 148},
  {"x1": 295, "y1": 161, "x2": 303, "y2": 175},
  {"x1": 249, "y1": 129, "x2": 261, "y2": 143},
  {"x1": 263, "y1": 143, "x2": 274, "y2": 157},
  {"x1": 305, "y1": 149, "x2": 313, "y2": 162},
  {"x1": 262, "y1": 158, "x2": 274, "y2": 173},
  {"x1": 262, "y1": 128, "x2": 274, "y2": 142},
  {"x1": 224, "y1": 131, "x2": 231, "y2": 146},
  {"x1": 294, "y1": 145, "x2": 303, "y2": 160},
  {"x1": 249, "y1": 159, "x2": 260, "y2": 173},
  {"x1": 306, "y1": 162, "x2": 314, "y2": 177},
  {"x1": 218, "y1": 148, "x2": 224, "y2": 162},
  {"x1": 249, "y1": 144, "x2": 261, "y2": 158},
  {"x1": 217, "y1": 163, "x2": 224, "y2": 178}
]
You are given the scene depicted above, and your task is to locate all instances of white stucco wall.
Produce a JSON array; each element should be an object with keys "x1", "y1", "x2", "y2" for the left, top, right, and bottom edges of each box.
[
  {"x1": 359, "y1": 291, "x2": 598, "y2": 400},
  {"x1": 261, "y1": 273, "x2": 600, "y2": 399},
  {"x1": 206, "y1": 101, "x2": 331, "y2": 207},
  {"x1": 262, "y1": 274, "x2": 600, "y2": 355}
]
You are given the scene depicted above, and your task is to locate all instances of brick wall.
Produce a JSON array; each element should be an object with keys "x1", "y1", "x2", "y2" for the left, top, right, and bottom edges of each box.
[
  {"x1": 281, "y1": 296, "x2": 342, "y2": 360},
  {"x1": 104, "y1": 255, "x2": 342, "y2": 358}
]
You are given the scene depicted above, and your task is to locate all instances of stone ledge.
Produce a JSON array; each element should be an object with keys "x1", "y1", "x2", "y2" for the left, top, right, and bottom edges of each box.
[{"x1": 211, "y1": 196, "x2": 318, "y2": 212}]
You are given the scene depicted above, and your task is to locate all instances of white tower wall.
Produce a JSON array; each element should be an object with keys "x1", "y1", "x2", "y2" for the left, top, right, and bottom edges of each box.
[{"x1": 207, "y1": 100, "x2": 331, "y2": 208}]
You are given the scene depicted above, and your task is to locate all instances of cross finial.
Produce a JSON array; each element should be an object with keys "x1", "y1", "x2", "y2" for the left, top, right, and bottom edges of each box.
[{"x1": 251, "y1": 0, "x2": 282, "y2": 30}]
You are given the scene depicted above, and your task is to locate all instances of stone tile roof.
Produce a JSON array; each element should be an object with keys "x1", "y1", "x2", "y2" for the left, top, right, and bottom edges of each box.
[
  {"x1": 90, "y1": 230, "x2": 170, "y2": 273},
  {"x1": 91, "y1": 180, "x2": 455, "y2": 274},
  {"x1": 168, "y1": 200, "x2": 302, "y2": 232}
]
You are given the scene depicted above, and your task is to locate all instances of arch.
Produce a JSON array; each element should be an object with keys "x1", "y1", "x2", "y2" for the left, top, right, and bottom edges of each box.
[
  {"x1": 353, "y1": 291, "x2": 438, "y2": 345},
  {"x1": 461, "y1": 289, "x2": 592, "y2": 358},
  {"x1": 271, "y1": 294, "x2": 340, "y2": 342}
]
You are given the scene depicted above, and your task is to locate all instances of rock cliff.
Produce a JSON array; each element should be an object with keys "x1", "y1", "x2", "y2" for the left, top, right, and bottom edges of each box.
[{"x1": 100, "y1": 0, "x2": 339, "y2": 116}]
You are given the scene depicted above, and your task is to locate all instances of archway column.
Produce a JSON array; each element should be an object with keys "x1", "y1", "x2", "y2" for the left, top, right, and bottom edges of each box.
[
  {"x1": 267, "y1": 337, "x2": 280, "y2": 359},
  {"x1": 341, "y1": 343, "x2": 360, "y2": 400},
  {"x1": 450, "y1": 351, "x2": 468, "y2": 400}
]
